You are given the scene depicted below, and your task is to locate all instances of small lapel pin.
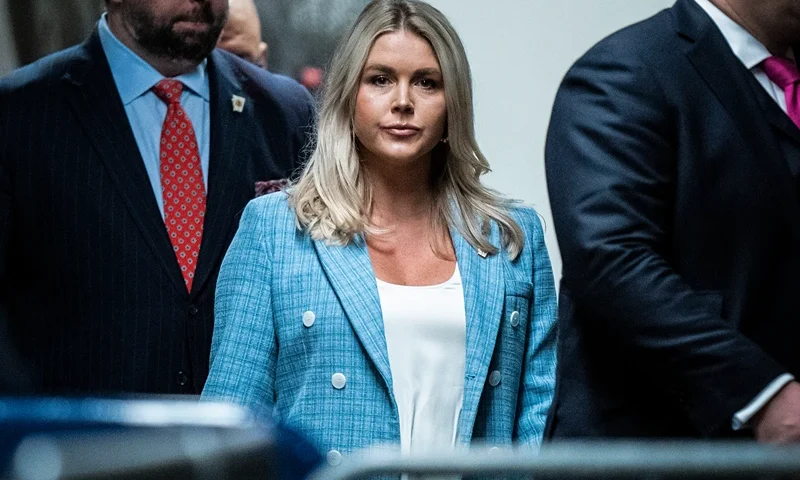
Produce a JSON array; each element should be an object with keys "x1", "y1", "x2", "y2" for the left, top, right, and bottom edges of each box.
[
  {"x1": 477, "y1": 249, "x2": 488, "y2": 258},
  {"x1": 232, "y1": 95, "x2": 246, "y2": 113}
]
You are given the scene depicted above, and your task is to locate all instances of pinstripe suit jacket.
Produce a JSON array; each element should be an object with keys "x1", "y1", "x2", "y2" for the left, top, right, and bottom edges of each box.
[
  {"x1": 0, "y1": 31, "x2": 314, "y2": 394},
  {"x1": 202, "y1": 193, "x2": 557, "y2": 455}
]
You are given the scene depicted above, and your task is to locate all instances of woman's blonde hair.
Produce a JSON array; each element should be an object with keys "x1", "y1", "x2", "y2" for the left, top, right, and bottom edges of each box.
[{"x1": 288, "y1": 0, "x2": 524, "y2": 259}]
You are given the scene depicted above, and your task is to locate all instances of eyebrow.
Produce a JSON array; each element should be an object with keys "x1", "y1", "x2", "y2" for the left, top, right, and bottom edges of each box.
[{"x1": 363, "y1": 64, "x2": 442, "y2": 77}]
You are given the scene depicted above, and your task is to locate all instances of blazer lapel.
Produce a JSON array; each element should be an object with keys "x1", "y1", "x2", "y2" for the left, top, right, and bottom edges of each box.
[
  {"x1": 453, "y1": 227, "x2": 504, "y2": 441},
  {"x1": 62, "y1": 31, "x2": 185, "y2": 293},
  {"x1": 312, "y1": 236, "x2": 394, "y2": 389},
  {"x1": 191, "y1": 51, "x2": 249, "y2": 295},
  {"x1": 313, "y1": 225, "x2": 505, "y2": 435},
  {"x1": 674, "y1": 0, "x2": 800, "y2": 208},
  {"x1": 762, "y1": 102, "x2": 800, "y2": 145}
]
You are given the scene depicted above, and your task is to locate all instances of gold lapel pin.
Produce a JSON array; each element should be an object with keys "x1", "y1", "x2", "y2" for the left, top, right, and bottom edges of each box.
[{"x1": 232, "y1": 95, "x2": 246, "y2": 113}]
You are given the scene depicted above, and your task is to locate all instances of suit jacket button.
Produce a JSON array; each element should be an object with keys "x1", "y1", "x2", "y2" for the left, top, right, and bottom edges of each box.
[
  {"x1": 176, "y1": 371, "x2": 189, "y2": 386},
  {"x1": 188, "y1": 305, "x2": 198, "y2": 316},
  {"x1": 489, "y1": 370, "x2": 502, "y2": 387},
  {"x1": 302, "y1": 311, "x2": 316, "y2": 327},
  {"x1": 331, "y1": 373, "x2": 346, "y2": 389},
  {"x1": 510, "y1": 311, "x2": 520, "y2": 327},
  {"x1": 327, "y1": 449, "x2": 342, "y2": 466}
]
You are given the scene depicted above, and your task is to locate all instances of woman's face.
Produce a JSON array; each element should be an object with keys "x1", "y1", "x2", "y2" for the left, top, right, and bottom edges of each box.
[{"x1": 353, "y1": 30, "x2": 447, "y2": 170}]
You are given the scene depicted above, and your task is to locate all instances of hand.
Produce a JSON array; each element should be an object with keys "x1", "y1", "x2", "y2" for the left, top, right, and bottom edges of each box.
[{"x1": 753, "y1": 380, "x2": 800, "y2": 444}]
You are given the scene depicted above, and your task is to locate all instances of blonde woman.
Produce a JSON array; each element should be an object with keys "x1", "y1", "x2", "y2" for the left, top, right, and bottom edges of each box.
[{"x1": 202, "y1": 0, "x2": 557, "y2": 461}]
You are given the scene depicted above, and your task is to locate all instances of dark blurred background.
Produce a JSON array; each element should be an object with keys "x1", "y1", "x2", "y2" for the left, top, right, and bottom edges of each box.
[{"x1": 0, "y1": 0, "x2": 369, "y2": 81}]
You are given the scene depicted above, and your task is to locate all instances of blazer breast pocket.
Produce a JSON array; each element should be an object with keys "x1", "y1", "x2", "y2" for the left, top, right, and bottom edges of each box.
[{"x1": 505, "y1": 280, "x2": 533, "y2": 299}]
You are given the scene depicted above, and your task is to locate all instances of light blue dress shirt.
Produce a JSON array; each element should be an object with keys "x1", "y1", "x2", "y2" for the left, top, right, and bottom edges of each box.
[{"x1": 98, "y1": 15, "x2": 210, "y2": 218}]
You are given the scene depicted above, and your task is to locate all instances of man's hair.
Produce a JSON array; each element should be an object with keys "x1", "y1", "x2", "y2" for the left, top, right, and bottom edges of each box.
[{"x1": 288, "y1": 0, "x2": 524, "y2": 258}]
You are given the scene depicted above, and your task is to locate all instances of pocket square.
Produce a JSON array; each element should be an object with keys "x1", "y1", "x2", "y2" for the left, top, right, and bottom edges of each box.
[{"x1": 255, "y1": 179, "x2": 289, "y2": 197}]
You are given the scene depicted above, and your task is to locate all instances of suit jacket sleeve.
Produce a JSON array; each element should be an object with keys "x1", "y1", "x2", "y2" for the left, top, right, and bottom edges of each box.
[
  {"x1": 0, "y1": 90, "x2": 9, "y2": 314},
  {"x1": 0, "y1": 87, "x2": 33, "y2": 393},
  {"x1": 545, "y1": 43, "x2": 786, "y2": 435},
  {"x1": 297, "y1": 92, "x2": 316, "y2": 169},
  {"x1": 202, "y1": 198, "x2": 277, "y2": 419},
  {"x1": 514, "y1": 210, "x2": 558, "y2": 446},
  {"x1": 0, "y1": 91, "x2": 13, "y2": 385}
]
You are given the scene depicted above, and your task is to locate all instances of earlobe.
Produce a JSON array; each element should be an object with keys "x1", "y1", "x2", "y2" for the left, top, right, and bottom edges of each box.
[{"x1": 257, "y1": 42, "x2": 268, "y2": 69}]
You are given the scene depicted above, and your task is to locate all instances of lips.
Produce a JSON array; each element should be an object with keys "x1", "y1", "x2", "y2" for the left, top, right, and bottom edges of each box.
[
  {"x1": 173, "y1": 6, "x2": 214, "y2": 26},
  {"x1": 175, "y1": 20, "x2": 210, "y2": 27},
  {"x1": 381, "y1": 124, "x2": 420, "y2": 137}
]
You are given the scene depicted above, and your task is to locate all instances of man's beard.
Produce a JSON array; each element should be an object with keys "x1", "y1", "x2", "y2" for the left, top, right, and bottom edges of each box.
[{"x1": 126, "y1": 2, "x2": 228, "y2": 63}]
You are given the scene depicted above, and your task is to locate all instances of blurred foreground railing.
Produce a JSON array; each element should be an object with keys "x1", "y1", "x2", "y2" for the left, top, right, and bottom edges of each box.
[
  {"x1": 309, "y1": 441, "x2": 800, "y2": 480},
  {"x1": 0, "y1": 397, "x2": 320, "y2": 480}
]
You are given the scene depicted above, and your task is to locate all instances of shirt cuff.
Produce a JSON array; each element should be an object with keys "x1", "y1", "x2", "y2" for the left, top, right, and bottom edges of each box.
[{"x1": 732, "y1": 373, "x2": 795, "y2": 430}]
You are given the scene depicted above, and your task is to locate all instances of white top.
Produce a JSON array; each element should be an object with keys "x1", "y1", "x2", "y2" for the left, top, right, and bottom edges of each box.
[
  {"x1": 378, "y1": 265, "x2": 467, "y2": 455},
  {"x1": 694, "y1": 0, "x2": 796, "y2": 429}
]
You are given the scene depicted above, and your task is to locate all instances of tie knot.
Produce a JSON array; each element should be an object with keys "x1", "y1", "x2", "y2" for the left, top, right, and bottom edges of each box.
[
  {"x1": 152, "y1": 79, "x2": 183, "y2": 105},
  {"x1": 762, "y1": 56, "x2": 800, "y2": 89}
]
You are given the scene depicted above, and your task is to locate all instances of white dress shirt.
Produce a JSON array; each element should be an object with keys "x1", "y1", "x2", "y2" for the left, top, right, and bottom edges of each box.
[
  {"x1": 98, "y1": 14, "x2": 211, "y2": 218},
  {"x1": 378, "y1": 265, "x2": 466, "y2": 456},
  {"x1": 694, "y1": 0, "x2": 796, "y2": 430}
]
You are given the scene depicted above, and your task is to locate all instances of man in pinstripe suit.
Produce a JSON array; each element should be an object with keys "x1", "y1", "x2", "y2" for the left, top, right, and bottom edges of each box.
[{"x1": 0, "y1": 0, "x2": 315, "y2": 395}]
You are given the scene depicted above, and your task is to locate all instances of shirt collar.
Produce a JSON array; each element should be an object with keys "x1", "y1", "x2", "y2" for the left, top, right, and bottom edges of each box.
[
  {"x1": 693, "y1": 0, "x2": 774, "y2": 70},
  {"x1": 97, "y1": 14, "x2": 210, "y2": 105}
]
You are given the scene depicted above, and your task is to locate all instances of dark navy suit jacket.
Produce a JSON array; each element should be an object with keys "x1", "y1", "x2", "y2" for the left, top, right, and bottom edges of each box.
[
  {"x1": 0, "y1": 29, "x2": 315, "y2": 395},
  {"x1": 546, "y1": 0, "x2": 800, "y2": 438}
]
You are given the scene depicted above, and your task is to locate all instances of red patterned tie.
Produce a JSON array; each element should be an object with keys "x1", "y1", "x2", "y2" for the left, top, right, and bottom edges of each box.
[{"x1": 152, "y1": 79, "x2": 206, "y2": 292}]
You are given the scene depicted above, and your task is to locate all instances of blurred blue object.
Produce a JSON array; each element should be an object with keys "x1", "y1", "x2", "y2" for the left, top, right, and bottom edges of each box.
[{"x1": 0, "y1": 397, "x2": 321, "y2": 479}]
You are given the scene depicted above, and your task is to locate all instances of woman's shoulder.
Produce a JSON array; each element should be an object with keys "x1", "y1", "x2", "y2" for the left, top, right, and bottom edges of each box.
[
  {"x1": 244, "y1": 191, "x2": 293, "y2": 216},
  {"x1": 507, "y1": 203, "x2": 545, "y2": 239},
  {"x1": 502, "y1": 203, "x2": 550, "y2": 269},
  {"x1": 239, "y1": 191, "x2": 297, "y2": 234}
]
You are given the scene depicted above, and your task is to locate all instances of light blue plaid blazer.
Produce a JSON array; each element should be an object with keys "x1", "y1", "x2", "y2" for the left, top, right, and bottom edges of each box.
[{"x1": 202, "y1": 192, "x2": 557, "y2": 455}]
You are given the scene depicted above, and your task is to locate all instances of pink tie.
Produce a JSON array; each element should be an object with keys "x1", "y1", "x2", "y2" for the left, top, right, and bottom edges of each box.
[{"x1": 762, "y1": 56, "x2": 800, "y2": 130}]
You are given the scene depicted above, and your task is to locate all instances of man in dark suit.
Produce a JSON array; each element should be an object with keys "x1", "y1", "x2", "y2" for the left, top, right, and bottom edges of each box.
[
  {"x1": 546, "y1": 0, "x2": 800, "y2": 442},
  {"x1": 0, "y1": 0, "x2": 314, "y2": 395}
]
